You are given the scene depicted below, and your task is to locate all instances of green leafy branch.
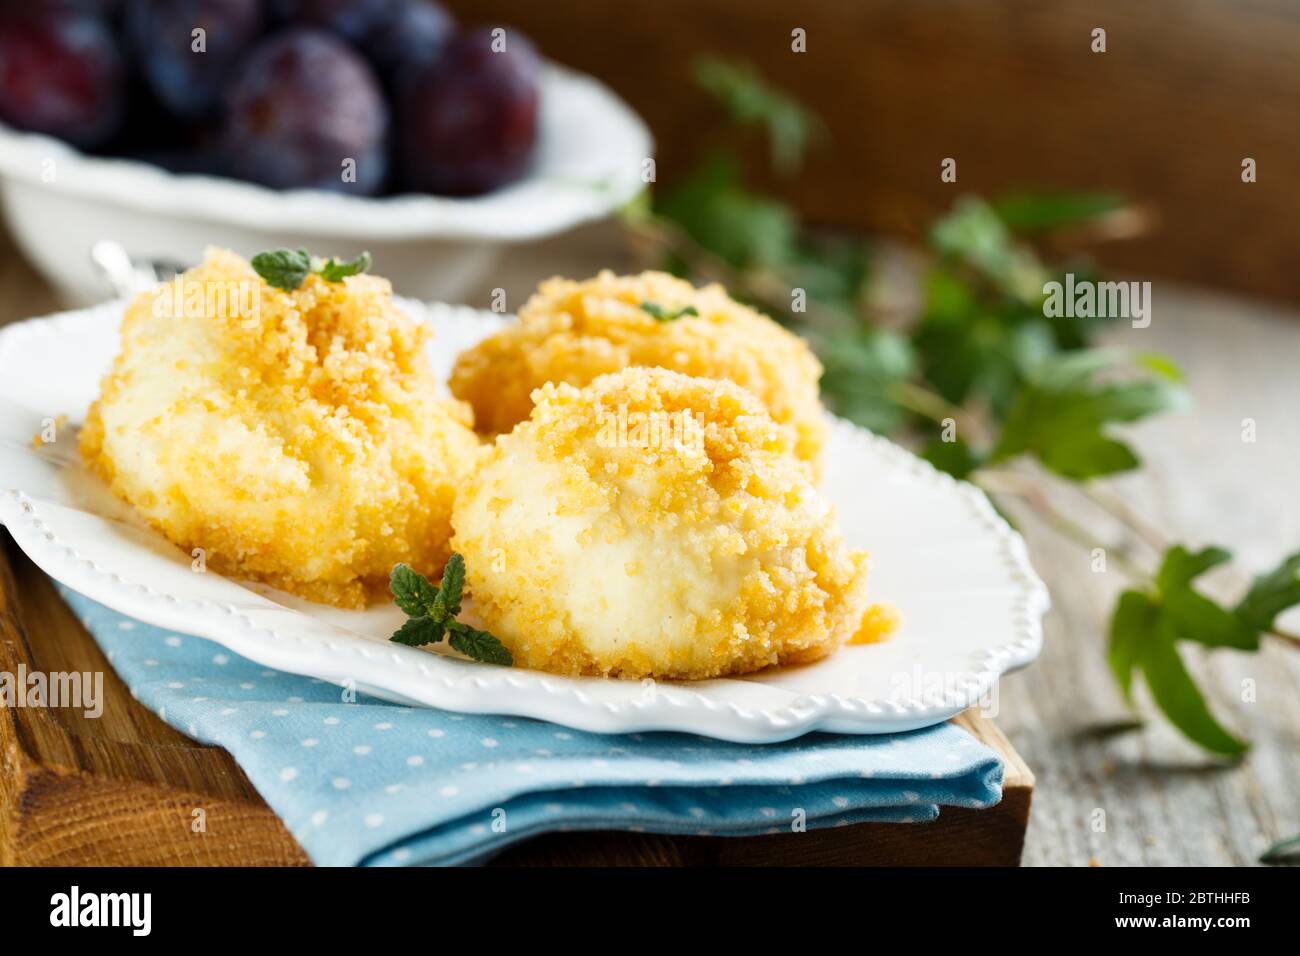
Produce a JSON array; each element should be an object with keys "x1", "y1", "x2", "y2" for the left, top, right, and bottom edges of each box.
[{"x1": 622, "y1": 56, "x2": 1300, "y2": 777}]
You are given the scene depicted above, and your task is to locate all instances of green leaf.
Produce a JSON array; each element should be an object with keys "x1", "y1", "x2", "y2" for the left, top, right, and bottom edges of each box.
[
  {"x1": 438, "y1": 553, "x2": 466, "y2": 618},
  {"x1": 1260, "y1": 832, "x2": 1300, "y2": 864},
  {"x1": 1234, "y1": 552, "x2": 1300, "y2": 636},
  {"x1": 639, "y1": 301, "x2": 699, "y2": 322},
  {"x1": 1104, "y1": 543, "x2": 1300, "y2": 754},
  {"x1": 251, "y1": 248, "x2": 312, "y2": 291},
  {"x1": 1108, "y1": 590, "x2": 1158, "y2": 704},
  {"x1": 1041, "y1": 263, "x2": 1105, "y2": 349},
  {"x1": 815, "y1": 328, "x2": 916, "y2": 435},
  {"x1": 1155, "y1": 546, "x2": 1256, "y2": 650},
  {"x1": 785, "y1": 235, "x2": 871, "y2": 312},
  {"x1": 390, "y1": 615, "x2": 446, "y2": 647},
  {"x1": 991, "y1": 350, "x2": 1190, "y2": 479},
  {"x1": 914, "y1": 306, "x2": 1056, "y2": 414},
  {"x1": 448, "y1": 625, "x2": 513, "y2": 666},
  {"x1": 992, "y1": 191, "x2": 1126, "y2": 234},
  {"x1": 1134, "y1": 351, "x2": 1184, "y2": 382},
  {"x1": 929, "y1": 196, "x2": 1046, "y2": 302},
  {"x1": 317, "y1": 251, "x2": 372, "y2": 282},
  {"x1": 920, "y1": 436, "x2": 984, "y2": 481},
  {"x1": 656, "y1": 154, "x2": 797, "y2": 270},
  {"x1": 387, "y1": 556, "x2": 512, "y2": 666},
  {"x1": 389, "y1": 563, "x2": 440, "y2": 619},
  {"x1": 692, "y1": 55, "x2": 824, "y2": 173},
  {"x1": 1138, "y1": 618, "x2": 1248, "y2": 756}
]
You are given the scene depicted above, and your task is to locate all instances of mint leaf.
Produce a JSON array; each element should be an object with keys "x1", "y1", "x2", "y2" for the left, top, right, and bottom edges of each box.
[
  {"x1": 389, "y1": 555, "x2": 512, "y2": 667},
  {"x1": 991, "y1": 350, "x2": 1190, "y2": 479},
  {"x1": 251, "y1": 248, "x2": 312, "y2": 291},
  {"x1": 448, "y1": 624, "x2": 513, "y2": 666},
  {"x1": 252, "y1": 248, "x2": 372, "y2": 290},
  {"x1": 389, "y1": 563, "x2": 440, "y2": 619},
  {"x1": 639, "y1": 301, "x2": 699, "y2": 322},
  {"x1": 317, "y1": 251, "x2": 372, "y2": 282},
  {"x1": 390, "y1": 615, "x2": 446, "y2": 647},
  {"x1": 1234, "y1": 552, "x2": 1300, "y2": 635},
  {"x1": 438, "y1": 552, "x2": 465, "y2": 617}
]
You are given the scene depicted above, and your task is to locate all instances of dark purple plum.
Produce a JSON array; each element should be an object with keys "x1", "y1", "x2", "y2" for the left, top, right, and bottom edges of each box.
[
  {"x1": 289, "y1": 0, "x2": 382, "y2": 43},
  {"x1": 126, "y1": 0, "x2": 264, "y2": 121},
  {"x1": 0, "y1": 9, "x2": 123, "y2": 148},
  {"x1": 221, "y1": 28, "x2": 389, "y2": 194},
  {"x1": 362, "y1": 0, "x2": 453, "y2": 83},
  {"x1": 292, "y1": 0, "x2": 453, "y2": 83},
  {"x1": 397, "y1": 27, "x2": 540, "y2": 196}
]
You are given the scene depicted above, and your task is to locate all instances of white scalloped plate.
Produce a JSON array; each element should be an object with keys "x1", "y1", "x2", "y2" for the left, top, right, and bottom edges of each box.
[{"x1": 0, "y1": 300, "x2": 1048, "y2": 743}]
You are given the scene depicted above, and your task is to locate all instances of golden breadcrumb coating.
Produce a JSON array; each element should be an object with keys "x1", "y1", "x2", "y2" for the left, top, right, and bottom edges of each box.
[
  {"x1": 451, "y1": 366, "x2": 868, "y2": 680},
  {"x1": 80, "y1": 248, "x2": 481, "y2": 608},
  {"x1": 849, "y1": 602, "x2": 901, "y2": 644},
  {"x1": 449, "y1": 270, "x2": 828, "y2": 472}
]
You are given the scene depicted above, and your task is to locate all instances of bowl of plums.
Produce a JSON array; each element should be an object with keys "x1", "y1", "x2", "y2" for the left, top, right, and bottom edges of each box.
[{"x1": 0, "y1": 1, "x2": 651, "y2": 303}]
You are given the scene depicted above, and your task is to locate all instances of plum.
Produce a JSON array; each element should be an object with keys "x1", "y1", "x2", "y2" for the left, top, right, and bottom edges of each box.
[
  {"x1": 292, "y1": 0, "x2": 453, "y2": 84},
  {"x1": 362, "y1": 0, "x2": 453, "y2": 85},
  {"x1": 221, "y1": 28, "x2": 389, "y2": 194},
  {"x1": 0, "y1": 9, "x2": 124, "y2": 148},
  {"x1": 397, "y1": 27, "x2": 540, "y2": 196},
  {"x1": 126, "y1": 0, "x2": 264, "y2": 121}
]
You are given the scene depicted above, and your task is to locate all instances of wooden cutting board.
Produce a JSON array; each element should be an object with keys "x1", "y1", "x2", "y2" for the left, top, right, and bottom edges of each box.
[{"x1": 0, "y1": 534, "x2": 1033, "y2": 866}]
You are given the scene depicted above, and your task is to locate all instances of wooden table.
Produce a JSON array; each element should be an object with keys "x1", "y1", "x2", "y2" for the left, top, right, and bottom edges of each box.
[
  {"x1": 2, "y1": 225, "x2": 1295, "y2": 865},
  {"x1": 999, "y1": 283, "x2": 1300, "y2": 866}
]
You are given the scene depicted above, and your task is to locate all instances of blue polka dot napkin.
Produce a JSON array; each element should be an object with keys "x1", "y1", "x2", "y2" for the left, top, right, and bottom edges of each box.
[{"x1": 59, "y1": 587, "x2": 1004, "y2": 866}]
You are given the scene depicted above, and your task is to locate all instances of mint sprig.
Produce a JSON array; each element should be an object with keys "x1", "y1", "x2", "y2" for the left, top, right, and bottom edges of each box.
[
  {"x1": 250, "y1": 248, "x2": 312, "y2": 291},
  {"x1": 640, "y1": 301, "x2": 699, "y2": 322},
  {"x1": 318, "y1": 251, "x2": 372, "y2": 282},
  {"x1": 387, "y1": 556, "x2": 512, "y2": 666},
  {"x1": 251, "y1": 248, "x2": 372, "y2": 291}
]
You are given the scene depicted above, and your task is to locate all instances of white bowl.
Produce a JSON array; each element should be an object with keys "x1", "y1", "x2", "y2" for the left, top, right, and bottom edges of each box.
[{"x1": 0, "y1": 63, "x2": 651, "y2": 305}]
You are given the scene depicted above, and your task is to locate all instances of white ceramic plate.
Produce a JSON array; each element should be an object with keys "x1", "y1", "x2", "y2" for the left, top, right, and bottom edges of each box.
[
  {"x1": 0, "y1": 301, "x2": 1048, "y2": 743},
  {"x1": 0, "y1": 64, "x2": 651, "y2": 304}
]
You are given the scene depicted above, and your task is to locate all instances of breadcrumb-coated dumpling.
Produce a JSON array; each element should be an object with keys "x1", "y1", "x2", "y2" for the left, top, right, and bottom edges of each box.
[
  {"x1": 80, "y1": 248, "x2": 481, "y2": 608},
  {"x1": 451, "y1": 366, "x2": 868, "y2": 679},
  {"x1": 448, "y1": 270, "x2": 827, "y2": 471}
]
